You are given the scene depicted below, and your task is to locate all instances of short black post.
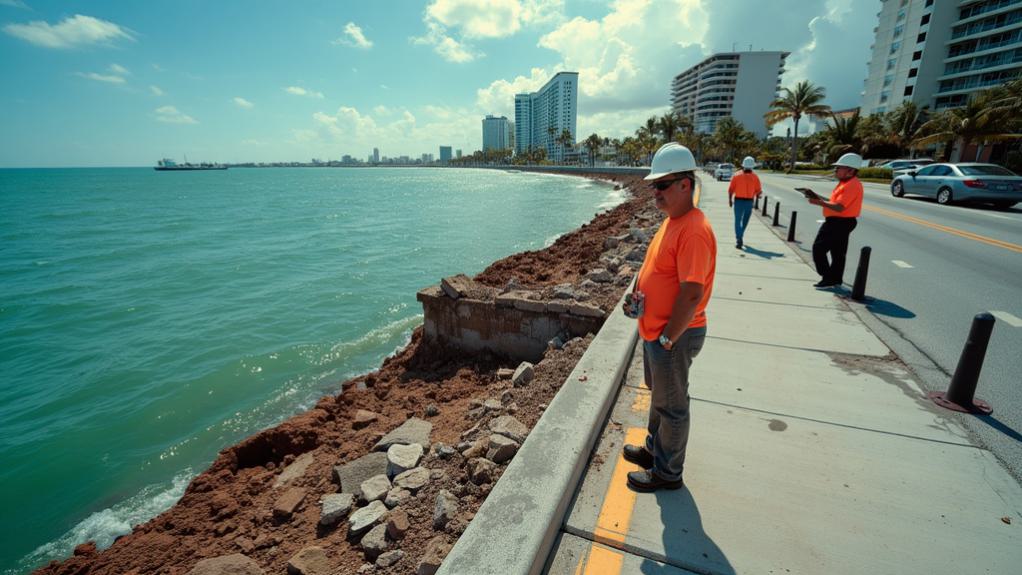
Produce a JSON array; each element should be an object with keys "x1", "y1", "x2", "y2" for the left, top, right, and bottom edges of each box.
[
  {"x1": 787, "y1": 211, "x2": 798, "y2": 241},
  {"x1": 761, "y1": 196, "x2": 768, "y2": 215},
  {"x1": 929, "y1": 313, "x2": 995, "y2": 414},
  {"x1": 850, "y1": 246, "x2": 871, "y2": 301},
  {"x1": 772, "y1": 202, "x2": 780, "y2": 226},
  {"x1": 754, "y1": 195, "x2": 760, "y2": 210}
]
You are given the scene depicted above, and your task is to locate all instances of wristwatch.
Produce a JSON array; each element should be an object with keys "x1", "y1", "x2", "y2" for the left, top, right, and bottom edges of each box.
[{"x1": 658, "y1": 334, "x2": 673, "y2": 348}]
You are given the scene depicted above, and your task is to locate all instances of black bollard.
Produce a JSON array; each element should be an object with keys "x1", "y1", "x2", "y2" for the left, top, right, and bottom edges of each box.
[
  {"x1": 787, "y1": 211, "x2": 798, "y2": 241},
  {"x1": 850, "y1": 246, "x2": 871, "y2": 301},
  {"x1": 754, "y1": 195, "x2": 760, "y2": 210},
  {"x1": 929, "y1": 313, "x2": 995, "y2": 414},
  {"x1": 772, "y1": 202, "x2": 780, "y2": 226},
  {"x1": 762, "y1": 196, "x2": 768, "y2": 216}
]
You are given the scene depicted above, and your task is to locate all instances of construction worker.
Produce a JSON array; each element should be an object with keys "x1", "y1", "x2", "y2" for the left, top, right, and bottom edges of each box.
[
  {"x1": 800, "y1": 153, "x2": 864, "y2": 288},
  {"x1": 728, "y1": 156, "x2": 762, "y2": 249},
  {"x1": 620, "y1": 143, "x2": 716, "y2": 492}
]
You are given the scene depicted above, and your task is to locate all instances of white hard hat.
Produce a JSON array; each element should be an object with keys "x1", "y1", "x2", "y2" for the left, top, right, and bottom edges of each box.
[
  {"x1": 741, "y1": 156, "x2": 756, "y2": 169},
  {"x1": 832, "y1": 153, "x2": 863, "y2": 170},
  {"x1": 644, "y1": 143, "x2": 697, "y2": 180}
]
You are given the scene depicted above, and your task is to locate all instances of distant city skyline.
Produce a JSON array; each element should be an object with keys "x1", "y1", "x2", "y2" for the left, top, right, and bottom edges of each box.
[{"x1": 1, "y1": 0, "x2": 880, "y2": 167}]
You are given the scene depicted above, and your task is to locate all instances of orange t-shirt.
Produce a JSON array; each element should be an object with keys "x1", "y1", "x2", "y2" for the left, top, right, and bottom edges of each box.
[
  {"x1": 728, "y1": 172, "x2": 761, "y2": 199},
  {"x1": 636, "y1": 208, "x2": 716, "y2": 341},
  {"x1": 824, "y1": 177, "x2": 863, "y2": 218}
]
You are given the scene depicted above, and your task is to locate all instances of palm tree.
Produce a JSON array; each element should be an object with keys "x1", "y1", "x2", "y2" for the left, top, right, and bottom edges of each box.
[
  {"x1": 712, "y1": 117, "x2": 748, "y2": 162},
  {"x1": 913, "y1": 99, "x2": 1022, "y2": 162},
  {"x1": 557, "y1": 129, "x2": 574, "y2": 164},
  {"x1": 887, "y1": 101, "x2": 923, "y2": 155},
  {"x1": 764, "y1": 80, "x2": 831, "y2": 169},
  {"x1": 823, "y1": 111, "x2": 862, "y2": 161},
  {"x1": 583, "y1": 133, "x2": 602, "y2": 167},
  {"x1": 657, "y1": 112, "x2": 680, "y2": 143}
]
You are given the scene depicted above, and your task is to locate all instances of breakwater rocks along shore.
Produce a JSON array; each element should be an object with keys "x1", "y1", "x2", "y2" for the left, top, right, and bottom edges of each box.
[{"x1": 36, "y1": 173, "x2": 659, "y2": 575}]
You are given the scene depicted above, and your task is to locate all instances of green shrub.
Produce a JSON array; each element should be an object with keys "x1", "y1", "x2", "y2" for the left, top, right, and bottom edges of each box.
[{"x1": 857, "y1": 167, "x2": 893, "y2": 180}]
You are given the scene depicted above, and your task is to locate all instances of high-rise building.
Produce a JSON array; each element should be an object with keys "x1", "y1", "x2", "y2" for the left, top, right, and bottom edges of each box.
[
  {"x1": 514, "y1": 71, "x2": 579, "y2": 162},
  {"x1": 456, "y1": 149, "x2": 462, "y2": 158},
  {"x1": 372, "y1": 147, "x2": 380, "y2": 163},
  {"x1": 439, "y1": 146, "x2": 452, "y2": 163},
  {"x1": 482, "y1": 115, "x2": 512, "y2": 151},
  {"x1": 671, "y1": 51, "x2": 788, "y2": 138},
  {"x1": 862, "y1": 0, "x2": 1022, "y2": 115}
]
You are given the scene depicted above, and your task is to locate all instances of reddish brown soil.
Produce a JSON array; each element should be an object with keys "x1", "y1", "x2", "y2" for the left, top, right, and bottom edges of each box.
[{"x1": 35, "y1": 172, "x2": 654, "y2": 575}]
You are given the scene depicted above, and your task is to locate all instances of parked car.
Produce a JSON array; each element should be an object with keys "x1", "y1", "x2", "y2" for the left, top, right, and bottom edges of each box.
[
  {"x1": 878, "y1": 158, "x2": 934, "y2": 175},
  {"x1": 890, "y1": 163, "x2": 1022, "y2": 208},
  {"x1": 714, "y1": 163, "x2": 734, "y2": 181}
]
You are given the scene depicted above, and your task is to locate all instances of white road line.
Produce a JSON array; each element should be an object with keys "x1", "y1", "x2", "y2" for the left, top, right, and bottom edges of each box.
[
  {"x1": 990, "y1": 310, "x2": 1022, "y2": 328},
  {"x1": 892, "y1": 260, "x2": 913, "y2": 268}
]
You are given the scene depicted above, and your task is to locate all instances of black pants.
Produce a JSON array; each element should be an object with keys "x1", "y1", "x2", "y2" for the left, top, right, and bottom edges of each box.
[{"x1": 812, "y1": 217, "x2": 857, "y2": 283}]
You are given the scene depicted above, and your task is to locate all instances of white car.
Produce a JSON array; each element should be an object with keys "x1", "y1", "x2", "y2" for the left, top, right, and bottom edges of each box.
[
  {"x1": 714, "y1": 163, "x2": 734, "y2": 181},
  {"x1": 879, "y1": 159, "x2": 934, "y2": 175}
]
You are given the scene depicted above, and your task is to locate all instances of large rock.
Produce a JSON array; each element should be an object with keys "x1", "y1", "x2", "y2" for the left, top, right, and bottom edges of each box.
[
  {"x1": 586, "y1": 268, "x2": 614, "y2": 283},
  {"x1": 568, "y1": 302, "x2": 605, "y2": 318},
  {"x1": 387, "y1": 443, "x2": 424, "y2": 477},
  {"x1": 489, "y1": 415, "x2": 529, "y2": 443},
  {"x1": 432, "y1": 489, "x2": 458, "y2": 530},
  {"x1": 334, "y1": 452, "x2": 389, "y2": 499},
  {"x1": 319, "y1": 493, "x2": 354, "y2": 526},
  {"x1": 376, "y1": 550, "x2": 405, "y2": 569},
  {"x1": 393, "y1": 466, "x2": 430, "y2": 492},
  {"x1": 467, "y1": 457, "x2": 499, "y2": 485},
  {"x1": 273, "y1": 487, "x2": 307, "y2": 521},
  {"x1": 511, "y1": 362, "x2": 534, "y2": 387},
  {"x1": 387, "y1": 508, "x2": 410, "y2": 539},
  {"x1": 360, "y1": 474, "x2": 391, "y2": 503},
  {"x1": 186, "y1": 554, "x2": 265, "y2": 575},
  {"x1": 552, "y1": 284, "x2": 578, "y2": 300},
  {"x1": 352, "y1": 409, "x2": 379, "y2": 430},
  {"x1": 274, "y1": 452, "x2": 315, "y2": 488},
  {"x1": 348, "y1": 500, "x2": 389, "y2": 537},
  {"x1": 286, "y1": 547, "x2": 334, "y2": 575},
  {"x1": 373, "y1": 418, "x2": 432, "y2": 452},
  {"x1": 384, "y1": 487, "x2": 411, "y2": 508},
  {"x1": 361, "y1": 524, "x2": 389, "y2": 560},
  {"x1": 486, "y1": 434, "x2": 520, "y2": 464},
  {"x1": 440, "y1": 274, "x2": 481, "y2": 299},
  {"x1": 416, "y1": 536, "x2": 452, "y2": 575}
]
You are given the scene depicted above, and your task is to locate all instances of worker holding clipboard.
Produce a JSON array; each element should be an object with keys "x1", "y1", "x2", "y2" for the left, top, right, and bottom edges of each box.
[{"x1": 797, "y1": 153, "x2": 865, "y2": 288}]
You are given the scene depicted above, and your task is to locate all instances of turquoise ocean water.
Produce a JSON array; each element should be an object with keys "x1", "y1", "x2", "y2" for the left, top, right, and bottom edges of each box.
[{"x1": 0, "y1": 167, "x2": 623, "y2": 573}]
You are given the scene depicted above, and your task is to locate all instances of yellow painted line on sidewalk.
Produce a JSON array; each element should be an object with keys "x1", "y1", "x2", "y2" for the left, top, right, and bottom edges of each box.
[
  {"x1": 864, "y1": 205, "x2": 1022, "y2": 254},
  {"x1": 592, "y1": 427, "x2": 646, "y2": 548},
  {"x1": 632, "y1": 390, "x2": 650, "y2": 413},
  {"x1": 582, "y1": 545, "x2": 625, "y2": 574}
]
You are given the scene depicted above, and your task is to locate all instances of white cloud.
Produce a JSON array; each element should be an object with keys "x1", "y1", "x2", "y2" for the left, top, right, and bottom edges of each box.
[
  {"x1": 233, "y1": 97, "x2": 254, "y2": 109},
  {"x1": 0, "y1": 1, "x2": 30, "y2": 9},
  {"x1": 380, "y1": 84, "x2": 390, "y2": 90},
  {"x1": 76, "y1": 71, "x2": 125, "y2": 84},
  {"x1": 3, "y1": 14, "x2": 134, "y2": 49},
  {"x1": 476, "y1": 66, "x2": 550, "y2": 118},
  {"x1": 413, "y1": 0, "x2": 563, "y2": 63},
  {"x1": 155, "y1": 105, "x2": 197, "y2": 124},
  {"x1": 285, "y1": 86, "x2": 325, "y2": 99},
  {"x1": 373, "y1": 105, "x2": 393, "y2": 116},
  {"x1": 333, "y1": 22, "x2": 373, "y2": 49},
  {"x1": 108, "y1": 63, "x2": 129, "y2": 76},
  {"x1": 149, "y1": 85, "x2": 164, "y2": 96}
]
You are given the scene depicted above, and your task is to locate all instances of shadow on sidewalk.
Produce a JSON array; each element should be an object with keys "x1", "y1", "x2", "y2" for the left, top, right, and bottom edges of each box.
[
  {"x1": 739, "y1": 245, "x2": 785, "y2": 260},
  {"x1": 832, "y1": 289, "x2": 917, "y2": 319},
  {"x1": 639, "y1": 490, "x2": 735, "y2": 575}
]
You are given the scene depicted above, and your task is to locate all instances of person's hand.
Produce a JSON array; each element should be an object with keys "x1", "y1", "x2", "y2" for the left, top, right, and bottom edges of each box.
[{"x1": 728, "y1": 200, "x2": 733, "y2": 208}]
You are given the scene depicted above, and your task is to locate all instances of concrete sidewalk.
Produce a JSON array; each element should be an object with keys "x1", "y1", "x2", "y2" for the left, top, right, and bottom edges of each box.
[{"x1": 544, "y1": 178, "x2": 1022, "y2": 574}]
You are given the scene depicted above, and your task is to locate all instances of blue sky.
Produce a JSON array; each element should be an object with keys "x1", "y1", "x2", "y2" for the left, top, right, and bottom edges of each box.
[{"x1": 0, "y1": 0, "x2": 879, "y2": 167}]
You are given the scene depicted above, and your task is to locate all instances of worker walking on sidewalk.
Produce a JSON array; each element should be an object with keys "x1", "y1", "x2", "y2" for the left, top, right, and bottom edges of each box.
[
  {"x1": 728, "y1": 156, "x2": 762, "y2": 249},
  {"x1": 621, "y1": 143, "x2": 716, "y2": 492},
  {"x1": 801, "y1": 153, "x2": 864, "y2": 288}
]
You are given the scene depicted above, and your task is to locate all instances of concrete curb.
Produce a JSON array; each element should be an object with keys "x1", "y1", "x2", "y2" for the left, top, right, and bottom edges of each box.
[{"x1": 437, "y1": 291, "x2": 639, "y2": 575}]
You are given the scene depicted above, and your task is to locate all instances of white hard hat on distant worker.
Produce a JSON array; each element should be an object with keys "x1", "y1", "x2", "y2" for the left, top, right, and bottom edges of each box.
[
  {"x1": 832, "y1": 153, "x2": 863, "y2": 170},
  {"x1": 644, "y1": 143, "x2": 697, "y2": 180},
  {"x1": 741, "y1": 156, "x2": 756, "y2": 169}
]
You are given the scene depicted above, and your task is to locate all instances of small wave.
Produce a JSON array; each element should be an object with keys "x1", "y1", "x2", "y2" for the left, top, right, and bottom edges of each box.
[
  {"x1": 597, "y1": 187, "x2": 629, "y2": 211},
  {"x1": 323, "y1": 314, "x2": 422, "y2": 365},
  {"x1": 544, "y1": 233, "x2": 563, "y2": 248},
  {"x1": 14, "y1": 469, "x2": 193, "y2": 574}
]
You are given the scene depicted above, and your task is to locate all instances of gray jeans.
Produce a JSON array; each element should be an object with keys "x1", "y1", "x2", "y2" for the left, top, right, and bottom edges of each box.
[{"x1": 642, "y1": 326, "x2": 707, "y2": 482}]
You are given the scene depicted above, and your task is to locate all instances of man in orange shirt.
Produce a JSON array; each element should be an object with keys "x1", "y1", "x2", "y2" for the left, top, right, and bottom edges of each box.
[
  {"x1": 801, "y1": 153, "x2": 864, "y2": 288},
  {"x1": 728, "y1": 156, "x2": 762, "y2": 249},
  {"x1": 620, "y1": 143, "x2": 716, "y2": 492}
]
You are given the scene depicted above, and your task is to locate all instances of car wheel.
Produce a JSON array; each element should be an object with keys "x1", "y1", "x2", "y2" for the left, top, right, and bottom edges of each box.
[
  {"x1": 936, "y1": 187, "x2": 953, "y2": 205},
  {"x1": 891, "y1": 181, "x2": 904, "y2": 198}
]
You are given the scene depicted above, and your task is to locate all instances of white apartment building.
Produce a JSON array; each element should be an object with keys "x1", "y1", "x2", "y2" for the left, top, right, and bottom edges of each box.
[
  {"x1": 514, "y1": 71, "x2": 579, "y2": 162},
  {"x1": 482, "y1": 115, "x2": 512, "y2": 151},
  {"x1": 671, "y1": 51, "x2": 788, "y2": 138},
  {"x1": 863, "y1": 0, "x2": 1022, "y2": 114}
]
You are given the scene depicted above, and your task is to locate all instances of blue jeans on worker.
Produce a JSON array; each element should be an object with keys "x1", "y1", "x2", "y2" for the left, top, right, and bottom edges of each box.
[
  {"x1": 642, "y1": 326, "x2": 707, "y2": 482},
  {"x1": 733, "y1": 198, "x2": 753, "y2": 243}
]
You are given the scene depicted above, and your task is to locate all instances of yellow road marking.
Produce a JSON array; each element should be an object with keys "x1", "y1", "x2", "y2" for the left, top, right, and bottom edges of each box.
[
  {"x1": 574, "y1": 555, "x2": 585, "y2": 575},
  {"x1": 864, "y1": 205, "x2": 1022, "y2": 254},
  {"x1": 583, "y1": 545, "x2": 625, "y2": 575},
  {"x1": 631, "y1": 390, "x2": 650, "y2": 413},
  {"x1": 592, "y1": 427, "x2": 646, "y2": 547}
]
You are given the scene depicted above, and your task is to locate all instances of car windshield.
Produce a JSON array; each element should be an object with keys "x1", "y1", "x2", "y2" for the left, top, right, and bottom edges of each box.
[{"x1": 958, "y1": 165, "x2": 1016, "y2": 176}]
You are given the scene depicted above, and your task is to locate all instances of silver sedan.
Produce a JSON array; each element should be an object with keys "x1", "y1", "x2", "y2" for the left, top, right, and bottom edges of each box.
[{"x1": 890, "y1": 163, "x2": 1022, "y2": 209}]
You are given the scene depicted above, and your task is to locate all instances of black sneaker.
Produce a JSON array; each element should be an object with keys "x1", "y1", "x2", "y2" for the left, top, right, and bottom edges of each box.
[
  {"x1": 735, "y1": 241, "x2": 743, "y2": 249},
  {"x1": 627, "y1": 469, "x2": 684, "y2": 492},
  {"x1": 813, "y1": 280, "x2": 841, "y2": 288},
  {"x1": 622, "y1": 444, "x2": 654, "y2": 468}
]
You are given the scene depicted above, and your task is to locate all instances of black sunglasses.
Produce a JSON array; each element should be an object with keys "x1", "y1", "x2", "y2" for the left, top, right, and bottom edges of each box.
[{"x1": 652, "y1": 178, "x2": 684, "y2": 191}]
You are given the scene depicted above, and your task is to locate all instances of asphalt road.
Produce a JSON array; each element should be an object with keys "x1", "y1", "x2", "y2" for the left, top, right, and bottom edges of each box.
[{"x1": 717, "y1": 171, "x2": 1022, "y2": 481}]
